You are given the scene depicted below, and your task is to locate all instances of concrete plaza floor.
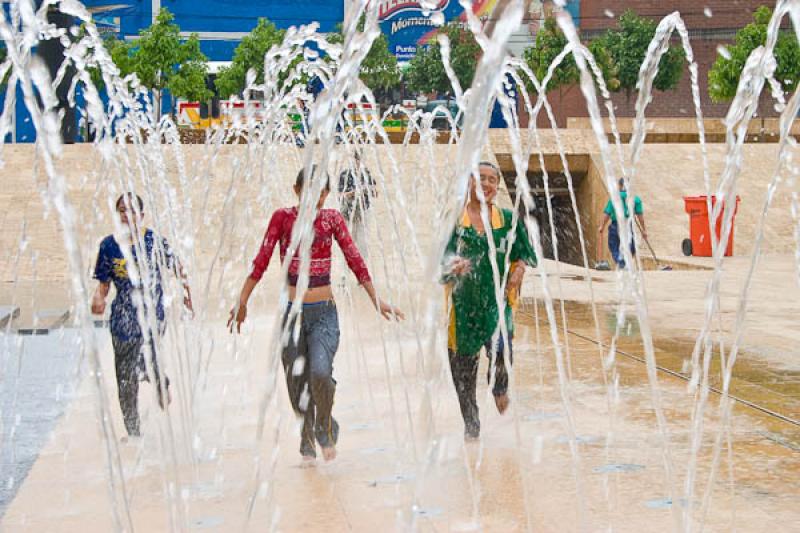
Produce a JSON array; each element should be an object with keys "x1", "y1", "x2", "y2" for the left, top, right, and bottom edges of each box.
[{"x1": 2, "y1": 290, "x2": 799, "y2": 531}]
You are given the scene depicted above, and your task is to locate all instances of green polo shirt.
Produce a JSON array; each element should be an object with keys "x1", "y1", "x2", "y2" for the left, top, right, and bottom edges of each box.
[{"x1": 604, "y1": 191, "x2": 643, "y2": 223}]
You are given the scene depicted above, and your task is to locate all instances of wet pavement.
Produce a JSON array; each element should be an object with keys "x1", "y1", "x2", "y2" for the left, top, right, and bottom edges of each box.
[
  {"x1": 1, "y1": 295, "x2": 798, "y2": 531},
  {"x1": 0, "y1": 330, "x2": 82, "y2": 514}
]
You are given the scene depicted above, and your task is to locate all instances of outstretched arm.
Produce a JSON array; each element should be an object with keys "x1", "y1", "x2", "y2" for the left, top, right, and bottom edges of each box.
[
  {"x1": 228, "y1": 211, "x2": 283, "y2": 333},
  {"x1": 360, "y1": 281, "x2": 404, "y2": 321},
  {"x1": 636, "y1": 214, "x2": 647, "y2": 241},
  {"x1": 91, "y1": 282, "x2": 111, "y2": 315},
  {"x1": 228, "y1": 275, "x2": 258, "y2": 333},
  {"x1": 331, "y1": 211, "x2": 404, "y2": 321}
]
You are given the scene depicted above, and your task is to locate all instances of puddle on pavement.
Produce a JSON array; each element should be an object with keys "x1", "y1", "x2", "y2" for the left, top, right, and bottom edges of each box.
[
  {"x1": 515, "y1": 299, "x2": 800, "y2": 446},
  {"x1": 593, "y1": 463, "x2": 646, "y2": 474}
]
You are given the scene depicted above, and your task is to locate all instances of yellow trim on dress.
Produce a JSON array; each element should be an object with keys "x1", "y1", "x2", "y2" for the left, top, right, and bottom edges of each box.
[{"x1": 460, "y1": 205, "x2": 504, "y2": 230}]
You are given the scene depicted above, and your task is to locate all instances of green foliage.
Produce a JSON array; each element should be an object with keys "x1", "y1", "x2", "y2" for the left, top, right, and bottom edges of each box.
[
  {"x1": 131, "y1": 9, "x2": 210, "y2": 101},
  {"x1": 404, "y1": 43, "x2": 447, "y2": 94},
  {"x1": 88, "y1": 35, "x2": 135, "y2": 91},
  {"x1": 0, "y1": 47, "x2": 8, "y2": 88},
  {"x1": 404, "y1": 23, "x2": 480, "y2": 95},
  {"x1": 592, "y1": 10, "x2": 685, "y2": 96},
  {"x1": 522, "y1": 17, "x2": 578, "y2": 93},
  {"x1": 357, "y1": 32, "x2": 402, "y2": 92},
  {"x1": 215, "y1": 18, "x2": 287, "y2": 99},
  {"x1": 106, "y1": 36, "x2": 136, "y2": 77},
  {"x1": 101, "y1": 9, "x2": 211, "y2": 115},
  {"x1": 522, "y1": 17, "x2": 618, "y2": 95},
  {"x1": 328, "y1": 19, "x2": 401, "y2": 93},
  {"x1": 709, "y1": 5, "x2": 800, "y2": 102}
]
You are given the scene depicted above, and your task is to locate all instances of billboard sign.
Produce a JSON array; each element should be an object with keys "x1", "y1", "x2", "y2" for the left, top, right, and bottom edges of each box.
[{"x1": 378, "y1": 0, "x2": 498, "y2": 61}]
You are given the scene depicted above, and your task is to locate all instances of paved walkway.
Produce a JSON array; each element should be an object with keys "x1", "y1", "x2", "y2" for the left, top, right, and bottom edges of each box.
[{"x1": 2, "y1": 291, "x2": 799, "y2": 531}]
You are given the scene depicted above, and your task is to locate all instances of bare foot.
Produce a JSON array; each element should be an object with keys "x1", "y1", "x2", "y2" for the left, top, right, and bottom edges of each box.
[
  {"x1": 321, "y1": 445, "x2": 337, "y2": 462},
  {"x1": 494, "y1": 393, "x2": 510, "y2": 414},
  {"x1": 300, "y1": 455, "x2": 316, "y2": 468}
]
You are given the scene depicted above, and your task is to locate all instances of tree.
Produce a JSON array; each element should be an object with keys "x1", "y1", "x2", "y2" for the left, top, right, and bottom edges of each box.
[
  {"x1": 215, "y1": 18, "x2": 287, "y2": 99},
  {"x1": 328, "y1": 20, "x2": 402, "y2": 96},
  {"x1": 592, "y1": 10, "x2": 685, "y2": 98},
  {"x1": 124, "y1": 8, "x2": 211, "y2": 120},
  {"x1": 523, "y1": 17, "x2": 579, "y2": 94},
  {"x1": 404, "y1": 43, "x2": 448, "y2": 94},
  {"x1": 709, "y1": 5, "x2": 800, "y2": 103},
  {"x1": 87, "y1": 34, "x2": 135, "y2": 91},
  {"x1": 404, "y1": 22, "x2": 481, "y2": 95},
  {"x1": 0, "y1": 47, "x2": 8, "y2": 89}
]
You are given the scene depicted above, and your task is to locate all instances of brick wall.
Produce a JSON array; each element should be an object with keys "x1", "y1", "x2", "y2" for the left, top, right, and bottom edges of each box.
[
  {"x1": 520, "y1": 1, "x2": 780, "y2": 127},
  {"x1": 580, "y1": 0, "x2": 768, "y2": 31}
]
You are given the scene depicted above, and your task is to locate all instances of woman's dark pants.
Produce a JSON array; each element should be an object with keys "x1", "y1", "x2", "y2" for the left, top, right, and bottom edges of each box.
[
  {"x1": 111, "y1": 335, "x2": 169, "y2": 437},
  {"x1": 448, "y1": 335, "x2": 513, "y2": 439}
]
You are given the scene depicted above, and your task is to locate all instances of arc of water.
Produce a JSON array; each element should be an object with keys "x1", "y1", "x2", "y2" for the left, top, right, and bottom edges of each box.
[
  {"x1": 0, "y1": 2, "x2": 137, "y2": 529},
  {"x1": 688, "y1": 3, "x2": 800, "y2": 530},
  {"x1": 555, "y1": 9, "x2": 684, "y2": 530}
]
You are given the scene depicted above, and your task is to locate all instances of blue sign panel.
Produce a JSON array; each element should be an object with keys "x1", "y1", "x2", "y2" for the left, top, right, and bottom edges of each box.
[
  {"x1": 377, "y1": 0, "x2": 498, "y2": 61},
  {"x1": 379, "y1": 0, "x2": 581, "y2": 61}
]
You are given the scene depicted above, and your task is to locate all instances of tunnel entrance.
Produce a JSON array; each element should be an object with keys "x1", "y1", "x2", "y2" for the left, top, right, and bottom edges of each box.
[{"x1": 495, "y1": 153, "x2": 605, "y2": 267}]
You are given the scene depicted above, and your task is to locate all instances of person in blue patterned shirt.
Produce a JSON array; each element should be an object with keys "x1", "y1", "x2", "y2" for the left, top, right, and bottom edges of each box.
[{"x1": 91, "y1": 193, "x2": 193, "y2": 438}]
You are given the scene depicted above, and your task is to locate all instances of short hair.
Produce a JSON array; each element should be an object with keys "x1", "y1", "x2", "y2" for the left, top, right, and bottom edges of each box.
[
  {"x1": 478, "y1": 160, "x2": 500, "y2": 177},
  {"x1": 295, "y1": 166, "x2": 330, "y2": 192},
  {"x1": 116, "y1": 192, "x2": 143, "y2": 212}
]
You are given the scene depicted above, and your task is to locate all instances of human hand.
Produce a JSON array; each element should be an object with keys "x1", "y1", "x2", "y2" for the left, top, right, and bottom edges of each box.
[
  {"x1": 378, "y1": 300, "x2": 405, "y2": 321},
  {"x1": 91, "y1": 294, "x2": 106, "y2": 315},
  {"x1": 227, "y1": 304, "x2": 247, "y2": 333},
  {"x1": 449, "y1": 257, "x2": 472, "y2": 276},
  {"x1": 507, "y1": 265, "x2": 525, "y2": 292}
]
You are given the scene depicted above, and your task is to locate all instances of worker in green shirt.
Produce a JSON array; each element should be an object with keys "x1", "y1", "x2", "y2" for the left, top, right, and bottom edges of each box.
[
  {"x1": 597, "y1": 178, "x2": 646, "y2": 269},
  {"x1": 442, "y1": 162, "x2": 537, "y2": 440}
]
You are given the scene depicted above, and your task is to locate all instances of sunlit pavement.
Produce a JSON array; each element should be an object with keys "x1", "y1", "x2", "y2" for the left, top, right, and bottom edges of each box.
[{"x1": 2, "y1": 283, "x2": 799, "y2": 531}]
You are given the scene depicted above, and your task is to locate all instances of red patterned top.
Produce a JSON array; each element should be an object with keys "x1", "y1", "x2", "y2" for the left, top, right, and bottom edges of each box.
[{"x1": 249, "y1": 207, "x2": 371, "y2": 287}]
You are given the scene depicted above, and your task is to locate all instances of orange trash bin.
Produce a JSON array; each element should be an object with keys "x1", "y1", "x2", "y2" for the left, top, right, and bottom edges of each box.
[{"x1": 682, "y1": 195, "x2": 740, "y2": 257}]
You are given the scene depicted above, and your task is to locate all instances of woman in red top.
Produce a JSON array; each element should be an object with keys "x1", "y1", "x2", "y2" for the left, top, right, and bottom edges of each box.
[{"x1": 228, "y1": 168, "x2": 403, "y2": 463}]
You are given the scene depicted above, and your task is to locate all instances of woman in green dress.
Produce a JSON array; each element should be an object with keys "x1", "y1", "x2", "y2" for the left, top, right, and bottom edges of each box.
[{"x1": 442, "y1": 162, "x2": 537, "y2": 440}]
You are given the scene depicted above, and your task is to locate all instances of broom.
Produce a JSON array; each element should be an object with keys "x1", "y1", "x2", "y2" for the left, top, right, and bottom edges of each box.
[{"x1": 635, "y1": 218, "x2": 673, "y2": 271}]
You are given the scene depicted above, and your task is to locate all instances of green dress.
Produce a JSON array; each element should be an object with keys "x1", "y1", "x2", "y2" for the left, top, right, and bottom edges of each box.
[{"x1": 444, "y1": 206, "x2": 537, "y2": 355}]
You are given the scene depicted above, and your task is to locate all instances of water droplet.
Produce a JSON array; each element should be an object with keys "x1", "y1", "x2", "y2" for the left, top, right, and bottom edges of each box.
[
  {"x1": 704, "y1": 7, "x2": 713, "y2": 17},
  {"x1": 413, "y1": 506, "x2": 443, "y2": 518},
  {"x1": 593, "y1": 463, "x2": 645, "y2": 473},
  {"x1": 192, "y1": 516, "x2": 225, "y2": 528},
  {"x1": 717, "y1": 45, "x2": 731, "y2": 60},
  {"x1": 604, "y1": 9, "x2": 614, "y2": 18}
]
